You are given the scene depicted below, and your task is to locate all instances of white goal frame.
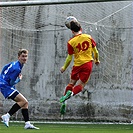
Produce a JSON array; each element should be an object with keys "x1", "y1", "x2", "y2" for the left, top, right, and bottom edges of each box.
[{"x1": 0, "y1": 0, "x2": 132, "y2": 7}]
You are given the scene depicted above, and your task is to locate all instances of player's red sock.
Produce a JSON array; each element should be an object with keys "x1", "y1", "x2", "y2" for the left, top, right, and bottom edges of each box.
[
  {"x1": 64, "y1": 84, "x2": 74, "y2": 95},
  {"x1": 72, "y1": 85, "x2": 83, "y2": 95}
]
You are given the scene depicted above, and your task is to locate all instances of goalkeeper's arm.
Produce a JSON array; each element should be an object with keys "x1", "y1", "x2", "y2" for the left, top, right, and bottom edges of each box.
[
  {"x1": 10, "y1": 73, "x2": 22, "y2": 86},
  {"x1": 92, "y1": 46, "x2": 100, "y2": 65},
  {"x1": 10, "y1": 78, "x2": 21, "y2": 86},
  {"x1": 60, "y1": 54, "x2": 72, "y2": 73}
]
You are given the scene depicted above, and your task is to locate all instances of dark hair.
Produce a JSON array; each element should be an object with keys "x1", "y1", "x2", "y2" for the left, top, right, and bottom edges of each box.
[
  {"x1": 18, "y1": 48, "x2": 28, "y2": 56},
  {"x1": 70, "y1": 21, "x2": 81, "y2": 32}
]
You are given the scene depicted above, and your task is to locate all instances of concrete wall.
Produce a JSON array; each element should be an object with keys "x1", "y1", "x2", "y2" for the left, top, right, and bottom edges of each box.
[{"x1": 0, "y1": 1, "x2": 132, "y2": 122}]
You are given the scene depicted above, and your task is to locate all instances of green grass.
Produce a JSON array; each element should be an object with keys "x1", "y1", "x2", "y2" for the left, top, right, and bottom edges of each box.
[{"x1": 0, "y1": 122, "x2": 133, "y2": 133}]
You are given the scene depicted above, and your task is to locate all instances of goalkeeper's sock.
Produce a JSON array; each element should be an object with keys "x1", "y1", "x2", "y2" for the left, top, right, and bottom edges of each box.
[
  {"x1": 8, "y1": 103, "x2": 21, "y2": 116},
  {"x1": 64, "y1": 84, "x2": 74, "y2": 95},
  {"x1": 21, "y1": 109, "x2": 30, "y2": 122},
  {"x1": 72, "y1": 85, "x2": 83, "y2": 95}
]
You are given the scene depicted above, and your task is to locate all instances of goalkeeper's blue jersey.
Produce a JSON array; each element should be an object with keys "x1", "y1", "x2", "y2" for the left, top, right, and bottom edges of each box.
[{"x1": 0, "y1": 61, "x2": 23, "y2": 85}]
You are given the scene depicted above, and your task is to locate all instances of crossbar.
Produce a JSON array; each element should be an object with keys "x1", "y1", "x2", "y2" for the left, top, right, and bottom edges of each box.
[{"x1": 0, "y1": 0, "x2": 132, "y2": 7}]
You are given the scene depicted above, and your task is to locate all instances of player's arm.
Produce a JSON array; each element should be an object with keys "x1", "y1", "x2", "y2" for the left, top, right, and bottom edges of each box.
[
  {"x1": 10, "y1": 73, "x2": 22, "y2": 86},
  {"x1": 10, "y1": 78, "x2": 20, "y2": 86},
  {"x1": 9, "y1": 69, "x2": 23, "y2": 86},
  {"x1": 1, "y1": 63, "x2": 11, "y2": 75},
  {"x1": 60, "y1": 54, "x2": 73, "y2": 73},
  {"x1": 92, "y1": 46, "x2": 100, "y2": 65},
  {"x1": 91, "y1": 37, "x2": 100, "y2": 65}
]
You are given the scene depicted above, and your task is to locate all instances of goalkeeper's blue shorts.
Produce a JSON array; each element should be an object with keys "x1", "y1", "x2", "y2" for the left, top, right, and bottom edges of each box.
[{"x1": 0, "y1": 79, "x2": 19, "y2": 99}]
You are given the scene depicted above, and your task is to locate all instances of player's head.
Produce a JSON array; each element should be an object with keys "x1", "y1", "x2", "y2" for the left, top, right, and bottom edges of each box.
[
  {"x1": 70, "y1": 21, "x2": 81, "y2": 32},
  {"x1": 18, "y1": 48, "x2": 28, "y2": 64}
]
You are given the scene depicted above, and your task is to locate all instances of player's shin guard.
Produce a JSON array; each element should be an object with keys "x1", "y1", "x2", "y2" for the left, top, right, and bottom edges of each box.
[
  {"x1": 72, "y1": 85, "x2": 83, "y2": 95},
  {"x1": 64, "y1": 84, "x2": 74, "y2": 95}
]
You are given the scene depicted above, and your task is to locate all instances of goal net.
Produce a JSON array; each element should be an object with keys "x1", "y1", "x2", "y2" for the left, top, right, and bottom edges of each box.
[{"x1": 0, "y1": 0, "x2": 132, "y2": 123}]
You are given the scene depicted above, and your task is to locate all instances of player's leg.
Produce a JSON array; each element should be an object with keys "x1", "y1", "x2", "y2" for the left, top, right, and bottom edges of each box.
[
  {"x1": 1, "y1": 92, "x2": 26, "y2": 127},
  {"x1": 1, "y1": 85, "x2": 20, "y2": 127},
  {"x1": 72, "y1": 80, "x2": 85, "y2": 95},
  {"x1": 63, "y1": 61, "x2": 93, "y2": 99},
  {"x1": 60, "y1": 64, "x2": 83, "y2": 103},
  {"x1": 60, "y1": 102, "x2": 66, "y2": 115},
  {"x1": 14, "y1": 93, "x2": 39, "y2": 129},
  {"x1": 72, "y1": 61, "x2": 93, "y2": 96},
  {"x1": 63, "y1": 83, "x2": 74, "y2": 96},
  {"x1": 60, "y1": 62, "x2": 92, "y2": 114},
  {"x1": 60, "y1": 65, "x2": 79, "y2": 104},
  {"x1": 60, "y1": 79, "x2": 77, "y2": 103},
  {"x1": 60, "y1": 80, "x2": 77, "y2": 114},
  {"x1": 1, "y1": 86, "x2": 39, "y2": 129},
  {"x1": 60, "y1": 79, "x2": 87, "y2": 115},
  {"x1": 61, "y1": 79, "x2": 86, "y2": 102}
]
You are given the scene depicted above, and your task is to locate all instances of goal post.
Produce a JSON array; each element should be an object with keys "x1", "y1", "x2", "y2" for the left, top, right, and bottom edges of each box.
[{"x1": 0, "y1": 1, "x2": 132, "y2": 123}]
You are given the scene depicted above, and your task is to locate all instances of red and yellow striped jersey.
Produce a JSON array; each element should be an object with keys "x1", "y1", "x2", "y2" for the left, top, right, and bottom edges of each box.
[{"x1": 67, "y1": 34, "x2": 96, "y2": 66}]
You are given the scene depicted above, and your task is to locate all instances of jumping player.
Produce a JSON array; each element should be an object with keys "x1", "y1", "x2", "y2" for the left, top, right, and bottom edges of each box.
[
  {"x1": 60, "y1": 20, "x2": 100, "y2": 115},
  {"x1": 0, "y1": 49, "x2": 39, "y2": 129}
]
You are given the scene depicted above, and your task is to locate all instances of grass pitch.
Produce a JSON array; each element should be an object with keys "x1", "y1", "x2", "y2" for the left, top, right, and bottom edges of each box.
[{"x1": 0, "y1": 122, "x2": 133, "y2": 133}]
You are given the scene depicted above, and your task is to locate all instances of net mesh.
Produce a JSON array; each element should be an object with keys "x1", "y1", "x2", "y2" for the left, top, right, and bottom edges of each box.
[{"x1": 0, "y1": 1, "x2": 132, "y2": 123}]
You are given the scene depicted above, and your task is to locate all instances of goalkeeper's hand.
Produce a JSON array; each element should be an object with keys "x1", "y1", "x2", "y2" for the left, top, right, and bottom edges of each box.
[{"x1": 18, "y1": 73, "x2": 23, "y2": 80}]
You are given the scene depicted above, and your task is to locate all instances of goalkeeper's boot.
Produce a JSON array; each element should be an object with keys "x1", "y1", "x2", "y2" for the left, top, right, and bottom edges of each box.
[
  {"x1": 24, "y1": 122, "x2": 40, "y2": 130},
  {"x1": 60, "y1": 103, "x2": 66, "y2": 115},
  {"x1": 60, "y1": 90, "x2": 72, "y2": 103},
  {"x1": 1, "y1": 114, "x2": 10, "y2": 127}
]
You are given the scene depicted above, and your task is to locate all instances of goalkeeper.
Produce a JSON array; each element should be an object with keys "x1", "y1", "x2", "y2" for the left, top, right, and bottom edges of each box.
[
  {"x1": 60, "y1": 20, "x2": 100, "y2": 115},
  {"x1": 0, "y1": 49, "x2": 39, "y2": 129}
]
